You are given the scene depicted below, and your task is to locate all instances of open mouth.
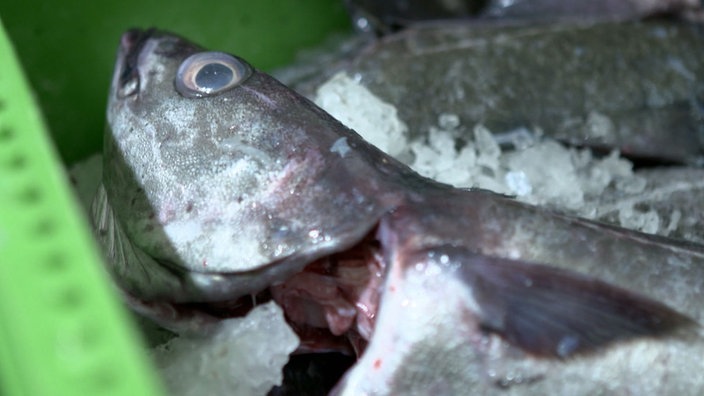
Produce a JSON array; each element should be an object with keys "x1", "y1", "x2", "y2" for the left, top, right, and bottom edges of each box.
[{"x1": 117, "y1": 29, "x2": 154, "y2": 90}]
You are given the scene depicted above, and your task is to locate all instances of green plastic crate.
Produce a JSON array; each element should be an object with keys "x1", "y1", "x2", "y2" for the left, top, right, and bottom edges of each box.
[
  {"x1": 0, "y1": 17, "x2": 165, "y2": 396},
  {"x1": 0, "y1": 2, "x2": 349, "y2": 395}
]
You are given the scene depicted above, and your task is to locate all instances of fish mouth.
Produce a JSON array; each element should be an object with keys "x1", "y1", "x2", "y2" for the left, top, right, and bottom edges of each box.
[
  {"x1": 120, "y1": 28, "x2": 155, "y2": 57},
  {"x1": 115, "y1": 28, "x2": 155, "y2": 93}
]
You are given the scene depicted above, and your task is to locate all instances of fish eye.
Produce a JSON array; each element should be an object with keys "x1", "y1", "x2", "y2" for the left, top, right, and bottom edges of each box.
[{"x1": 175, "y1": 52, "x2": 252, "y2": 98}]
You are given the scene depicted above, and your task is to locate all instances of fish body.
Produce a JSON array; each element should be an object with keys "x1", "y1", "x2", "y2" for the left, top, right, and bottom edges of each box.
[
  {"x1": 291, "y1": 21, "x2": 704, "y2": 164},
  {"x1": 95, "y1": 29, "x2": 704, "y2": 394},
  {"x1": 344, "y1": 0, "x2": 704, "y2": 33}
]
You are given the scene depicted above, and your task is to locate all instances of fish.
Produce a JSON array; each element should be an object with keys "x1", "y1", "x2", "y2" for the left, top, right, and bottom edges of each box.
[
  {"x1": 344, "y1": 0, "x2": 704, "y2": 34},
  {"x1": 93, "y1": 29, "x2": 704, "y2": 394},
  {"x1": 477, "y1": 0, "x2": 704, "y2": 22},
  {"x1": 290, "y1": 20, "x2": 704, "y2": 165}
]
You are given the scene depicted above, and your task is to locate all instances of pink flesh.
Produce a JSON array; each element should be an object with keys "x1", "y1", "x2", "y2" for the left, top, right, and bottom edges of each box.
[
  {"x1": 161, "y1": 232, "x2": 385, "y2": 356},
  {"x1": 271, "y1": 234, "x2": 385, "y2": 356}
]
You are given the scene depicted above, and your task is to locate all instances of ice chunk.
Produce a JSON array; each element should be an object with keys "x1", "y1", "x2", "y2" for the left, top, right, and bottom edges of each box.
[
  {"x1": 504, "y1": 140, "x2": 584, "y2": 210},
  {"x1": 584, "y1": 111, "x2": 615, "y2": 139},
  {"x1": 428, "y1": 127, "x2": 457, "y2": 161},
  {"x1": 474, "y1": 125, "x2": 502, "y2": 171},
  {"x1": 409, "y1": 140, "x2": 444, "y2": 177},
  {"x1": 152, "y1": 302, "x2": 299, "y2": 396},
  {"x1": 616, "y1": 175, "x2": 647, "y2": 194},
  {"x1": 315, "y1": 72, "x2": 409, "y2": 157},
  {"x1": 505, "y1": 171, "x2": 533, "y2": 196},
  {"x1": 408, "y1": 127, "x2": 475, "y2": 187},
  {"x1": 617, "y1": 204, "x2": 661, "y2": 235},
  {"x1": 577, "y1": 151, "x2": 633, "y2": 197},
  {"x1": 437, "y1": 112, "x2": 460, "y2": 130},
  {"x1": 587, "y1": 168, "x2": 704, "y2": 243},
  {"x1": 665, "y1": 209, "x2": 682, "y2": 235}
]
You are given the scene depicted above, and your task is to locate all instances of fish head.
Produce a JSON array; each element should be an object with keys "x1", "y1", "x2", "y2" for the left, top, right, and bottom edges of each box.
[{"x1": 100, "y1": 29, "x2": 402, "y2": 302}]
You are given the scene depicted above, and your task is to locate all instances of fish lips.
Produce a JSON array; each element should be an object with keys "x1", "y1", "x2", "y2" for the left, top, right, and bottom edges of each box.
[{"x1": 112, "y1": 28, "x2": 156, "y2": 98}]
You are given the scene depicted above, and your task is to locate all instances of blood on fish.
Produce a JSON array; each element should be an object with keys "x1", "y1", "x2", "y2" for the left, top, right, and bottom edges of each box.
[{"x1": 373, "y1": 359, "x2": 382, "y2": 370}]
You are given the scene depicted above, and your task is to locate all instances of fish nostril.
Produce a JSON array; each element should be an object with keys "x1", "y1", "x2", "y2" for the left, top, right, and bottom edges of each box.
[{"x1": 117, "y1": 28, "x2": 159, "y2": 97}]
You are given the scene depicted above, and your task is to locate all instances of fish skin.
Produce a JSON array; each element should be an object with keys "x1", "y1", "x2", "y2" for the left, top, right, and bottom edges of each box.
[
  {"x1": 333, "y1": 245, "x2": 704, "y2": 395},
  {"x1": 96, "y1": 29, "x2": 704, "y2": 394},
  {"x1": 96, "y1": 29, "x2": 414, "y2": 302},
  {"x1": 333, "y1": 191, "x2": 704, "y2": 395},
  {"x1": 291, "y1": 20, "x2": 704, "y2": 164},
  {"x1": 382, "y1": 189, "x2": 704, "y2": 323}
]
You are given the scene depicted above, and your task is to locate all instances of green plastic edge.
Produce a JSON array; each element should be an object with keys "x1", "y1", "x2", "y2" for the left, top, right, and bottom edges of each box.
[{"x1": 0, "y1": 15, "x2": 164, "y2": 396}]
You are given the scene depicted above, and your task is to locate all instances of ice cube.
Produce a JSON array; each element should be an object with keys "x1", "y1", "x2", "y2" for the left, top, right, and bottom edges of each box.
[
  {"x1": 437, "y1": 112, "x2": 461, "y2": 130},
  {"x1": 615, "y1": 175, "x2": 647, "y2": 194},
  {"x1": 584, "y1": 111, "x2": 615, "y2": 139},
  {"x1": 617, "y1": 204, "x2": 661, "y2": 235},
  {"x1": 152, "y1": 302, "x2": 299, "y2": 396},
  {"x1": 665, "y1": 209, "x2": 682, "y2": 235},
  {"x1": 505, "y1": 171, "x2": 533, "y2": 196},
  {"x1": 474, "y1": 125, "x2": 501, "y2": 171},
  {"x1": 427, "y1": 127, "x2": 457, "y2": 161}
]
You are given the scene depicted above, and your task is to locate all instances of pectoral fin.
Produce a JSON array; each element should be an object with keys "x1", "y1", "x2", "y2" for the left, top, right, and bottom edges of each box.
[{"x1": 436, "y1": 247, "x2": 695, "y2": 358}]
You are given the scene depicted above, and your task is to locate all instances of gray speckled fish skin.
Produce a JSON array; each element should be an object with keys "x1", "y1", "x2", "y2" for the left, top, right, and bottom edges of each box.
[
  {"x1": 335, "y1": 190, "x2": 704, "y2": 395},
  {"x1": 383, "y1": 189, "x2": 704, "y2": 324},
  {"x1": 96, "y1": 29, "x2": 704, "y2": 395},
  {"x1": 95, "y1": 29, "x2": 415, "y2": 301},
  {"x1": 294, "y1": 21, "x2": 704, "y2": 164}
]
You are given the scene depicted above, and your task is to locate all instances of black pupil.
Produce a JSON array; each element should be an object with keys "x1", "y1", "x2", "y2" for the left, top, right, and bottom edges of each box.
[{"x1": 195, "y1": 63, "x2": 234, "y2": 90}]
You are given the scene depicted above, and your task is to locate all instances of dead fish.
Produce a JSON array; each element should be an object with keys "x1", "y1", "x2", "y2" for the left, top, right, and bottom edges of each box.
[
  {"x1": 345, "y1": 0, "x2": 704, "y2": 33},
  {"x1": 292, "y1": 20, "x2": 704, "y2": 165},
  {"x1": 93, "y1": 29, "x2": 704, "y2": 395},
  {"x1": 479, "y1": 0, "x2": 704, "y2": 22}
]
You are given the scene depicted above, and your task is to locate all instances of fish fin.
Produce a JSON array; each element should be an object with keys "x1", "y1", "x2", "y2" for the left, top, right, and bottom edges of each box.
[
  {"x1": 432, "y1": 247, "x2": 695, "y2": 358},
  {"x1": 91, "y1": 183, "x2": 186, "y2": 299}
]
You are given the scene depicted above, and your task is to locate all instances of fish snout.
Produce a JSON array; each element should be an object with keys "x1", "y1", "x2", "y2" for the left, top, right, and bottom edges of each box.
[
  {"x1": 113, "y1": 28, "x2": 157, "y2": 98},
  {"x1": 119, "y1": 28, "x2": 155, "y2": 57}
]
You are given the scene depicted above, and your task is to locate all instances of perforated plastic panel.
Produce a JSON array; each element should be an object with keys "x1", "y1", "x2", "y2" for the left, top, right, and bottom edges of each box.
[{"x1": 0, "y1": 17, "x2": 164, "y2": 396}]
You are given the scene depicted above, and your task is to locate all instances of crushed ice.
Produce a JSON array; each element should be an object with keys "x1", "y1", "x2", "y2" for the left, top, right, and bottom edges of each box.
[
  {"x1": 151, "y1": 302, "x2": 299, "y2": 396},
  {"x1": 315, "y1": 72, "x2": 408, "y2": 157},
  {"x1": 312, "y1": 72, "x2": 700, "y2": 236}
]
